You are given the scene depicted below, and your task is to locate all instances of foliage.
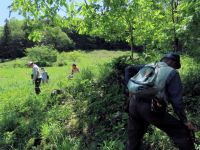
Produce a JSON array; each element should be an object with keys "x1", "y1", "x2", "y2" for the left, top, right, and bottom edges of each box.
[
  {"x1": 0, "y1": 50, "x2": 128, "y2": 149},
  {"x1": 0, "y1": 17, "x2": 129, "y2": 59},
  {"x1": 67, "y1": 50, "x2": 82, "y2": 63},
  {"x1": 77, "y1": 0, "x2": 199, "y2": 52},
  {"x1": 8, "y1": 18, "x2": 25, "y2": 40},
  {"x1": 41, "y1": 26, "x2": 75, "y2": 51},
  {"x1": 56, "y1": 52, "x2": 68, "y2": 66},
  {"x1": 0, "y1": 20, "x2": 12, "y2": 58},
  {"x1": 10, "y1": 0, "x2": 199, "y2": 54},
  {"x1": 76, "y1": 0, "x2": 180, "y2": 52},
  {"x1": 26, "y1": 45, "x2": 57, "y2": 66},
  {"x1": 0, "y1": 50, "x2": 199, "y2": 150},
  {"x1": 0, "y1": 18, "x2": 32, "y2": 59},
  {"x1": 177, "y1": 0, "x2": 200, "y2": 52},
  {"x1": 0, "y1": 26, "x2": 3, "y2": 37},
  {"x1": 10, "y1": 0, "x2": 78, "y2": 44}
]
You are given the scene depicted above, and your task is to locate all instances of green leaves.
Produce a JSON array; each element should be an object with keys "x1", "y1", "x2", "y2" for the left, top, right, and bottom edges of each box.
[
  {"x1": 10, "y1": 0, "x2": 199, "y2": 53},
  {"x1": 26, "y1": 45, "x2": 57, "y2": 66}
]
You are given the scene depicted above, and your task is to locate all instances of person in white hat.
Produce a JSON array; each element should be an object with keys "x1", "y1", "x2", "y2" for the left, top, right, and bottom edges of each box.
[{"x1": 28, "y1": 62, "x2": 42, "y2": 94}]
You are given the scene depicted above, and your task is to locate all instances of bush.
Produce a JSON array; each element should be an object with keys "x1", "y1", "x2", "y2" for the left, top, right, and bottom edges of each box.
[
  {"x1": 26, "y1": 45, "x2": 57, "y2": 66},
  {"x1": 41, "y1": 27, "x2": 75, "y2": 51},
  {"x1": 56, "y1": 52, "x2": 68, "y2": 66},
  {"x1": 67, "y1": 51, "x2": 82, "y2": 63}
]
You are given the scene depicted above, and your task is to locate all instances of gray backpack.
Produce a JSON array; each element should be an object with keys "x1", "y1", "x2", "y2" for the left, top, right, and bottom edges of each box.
[{"x1": 127, "y1": 62, "x2": 173, "y2": 100}]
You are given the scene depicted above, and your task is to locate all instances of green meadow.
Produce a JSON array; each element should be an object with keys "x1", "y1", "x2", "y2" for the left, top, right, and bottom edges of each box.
[
  {"x1": 0, "y1": 50, "x2": 128, "y2": 93},
  {"x1": 0, "y1": 50, "x2": 129, "y2": 149},
  {"x1": 0, "y1": 50, "x2": 200, "y2": 150}
]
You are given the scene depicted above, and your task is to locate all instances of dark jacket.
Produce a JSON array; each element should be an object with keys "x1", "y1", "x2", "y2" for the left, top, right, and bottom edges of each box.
[{"x1": 125, "y1": 64, "x2": 188, "y2": 123}]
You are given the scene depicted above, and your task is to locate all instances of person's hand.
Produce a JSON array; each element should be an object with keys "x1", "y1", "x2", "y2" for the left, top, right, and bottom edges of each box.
[
  {"x1": 184, "y1": 122, "x2": 196, "y2": 131},
  {"x1": 129, "y1": 92, "x2": 133, "y2": 97}
]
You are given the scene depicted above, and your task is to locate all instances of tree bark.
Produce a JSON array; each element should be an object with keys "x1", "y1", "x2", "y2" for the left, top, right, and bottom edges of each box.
[{"x1": 171, "y1": 0, "x2": 181, "y2": 52}]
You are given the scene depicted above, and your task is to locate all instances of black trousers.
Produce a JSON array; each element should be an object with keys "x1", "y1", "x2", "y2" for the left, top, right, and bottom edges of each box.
[
  {"x1": 35, "y1": 78, "x2": 41, "y2": 94},
  {"x1": 127, "y1": 97, "x2": 195, "y2": 150}
]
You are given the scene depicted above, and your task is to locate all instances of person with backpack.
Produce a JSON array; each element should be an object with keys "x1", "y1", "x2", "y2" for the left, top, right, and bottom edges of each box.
[
  {"x1": 28, "y1": 62, "x2": 42, "y2": 94},
  {"x1": 125, "y1": 52, "x2": 196, "y2": 150},
  {"x1": 41, "y1": 67, "x2": 49, "y2": 83}
]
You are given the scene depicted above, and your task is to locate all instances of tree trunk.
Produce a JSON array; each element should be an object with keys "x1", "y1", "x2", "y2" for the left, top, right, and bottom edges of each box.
[
  {"x1": 129, "y1": 24, "x2": 134, "y2": 58},
  {"x1": 171, "y1": 0, "x2": 181, "y2": 52}
]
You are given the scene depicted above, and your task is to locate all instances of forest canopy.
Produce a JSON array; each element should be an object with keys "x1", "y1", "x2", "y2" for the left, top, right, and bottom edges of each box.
[{"x1": 0, "y1": 0, "x2": 199, "y2": 58}]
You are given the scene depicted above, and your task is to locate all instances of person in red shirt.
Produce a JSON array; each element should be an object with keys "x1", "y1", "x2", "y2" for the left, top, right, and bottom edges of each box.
[
  {"x1": 71, "y1": 64, "x2": 80, "y2": 74},
  {"x1": 68, "y1": 64, "x2": 80, "y2": 79}
]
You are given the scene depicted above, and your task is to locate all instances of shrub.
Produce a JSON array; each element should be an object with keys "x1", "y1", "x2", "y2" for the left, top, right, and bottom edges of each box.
[
  {"x1": 67, "y1": 51, "x2": 82, "y2": 63},
  {"x1": 41, "y1": 27, "x2": 75, "y2": 51},
  {"x1": 26, "y1": 45, "x2": 57, "y2": 66},
  {"x1": 56, "y1": 52, "x2": 68, "y2": 66}
]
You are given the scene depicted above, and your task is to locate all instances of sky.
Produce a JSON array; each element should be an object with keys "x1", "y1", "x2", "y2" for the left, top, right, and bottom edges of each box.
[
  {"x1": 0, "y1": 0, "x2": 24, "y2": 26},
  {"x1": 0, "y1": 0, "x2": 84, "y2": 27}
]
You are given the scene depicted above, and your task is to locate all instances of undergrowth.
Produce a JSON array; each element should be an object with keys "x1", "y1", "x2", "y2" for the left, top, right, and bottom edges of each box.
[{"x1": 0, "y1": 52, "x2": 199, "y2": 150}]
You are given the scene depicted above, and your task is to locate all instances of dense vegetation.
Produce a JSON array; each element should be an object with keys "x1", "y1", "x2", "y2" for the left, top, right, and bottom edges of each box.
[
  {"x1": 0, "y1": 19, "x2": 129, "y2": 59},
  {"x1": 9, "y1": 0, "x2": 200, "y2": 52},
  {"x1": 1, "y1": 0, "x2": 199, "y2": 59},
  {"x1": 0, "y1": 50, "x2": 200, "y2": 150}
]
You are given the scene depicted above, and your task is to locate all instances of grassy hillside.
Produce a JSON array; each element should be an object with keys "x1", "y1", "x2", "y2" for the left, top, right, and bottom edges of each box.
[{"x1": 0, "y1": 50, "x2": 199, "y2": 150}]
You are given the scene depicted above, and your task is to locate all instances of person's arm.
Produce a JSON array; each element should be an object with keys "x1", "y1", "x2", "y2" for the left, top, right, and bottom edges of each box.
[
  {"x1": 166, "y1": 70, "x2": 188, "y2": 123},
  {"x1": 45, "y1": 72, "x2": 48, "y2": 78},
  {"x1": 36, "y1": 70, "x2": 39, "y2": 79},
  {"x1": 33, "y1": 67, "x2": 40, "y2": 81},
  {"x1": 71, "y1": 69, "x2": 74, "y2": 75},
  {"x1": 124, "y1": 65, "x2": 144, "y2": 85},
  {"x1": 32, "y1": 68, "x2": 37, "y2": 81},
  {"x1": 167, "y1": 71, "x2": 196, "y2": 130}
]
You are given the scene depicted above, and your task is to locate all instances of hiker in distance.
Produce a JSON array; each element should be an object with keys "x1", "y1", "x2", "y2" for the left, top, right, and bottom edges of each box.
[
  {"x1": 28, "y1": 62, "x2": 42, "y2": 94},
  {"x1": 125, "y1": 52, "x2": 196, "y2": 150},
  {"x1": 67, "y1": 63, "x2": 80, "y2": 79},
  {"x1": 41, "y1": 67, "x2": 49, "y2": 83}
]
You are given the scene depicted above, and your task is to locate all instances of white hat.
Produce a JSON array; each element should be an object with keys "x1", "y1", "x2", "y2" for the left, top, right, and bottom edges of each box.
[{"x1": 28, "y1": 61, "x2": 33, "y2": 65}]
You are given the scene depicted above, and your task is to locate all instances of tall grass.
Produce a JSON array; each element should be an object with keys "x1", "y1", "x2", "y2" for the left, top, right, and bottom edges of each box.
[
  {"x1": 0, "y1": 50, "x2": 128, "y2": 149},
  {"x1": 0, "y1": 50, "x2": 199, "y2": 149}
]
